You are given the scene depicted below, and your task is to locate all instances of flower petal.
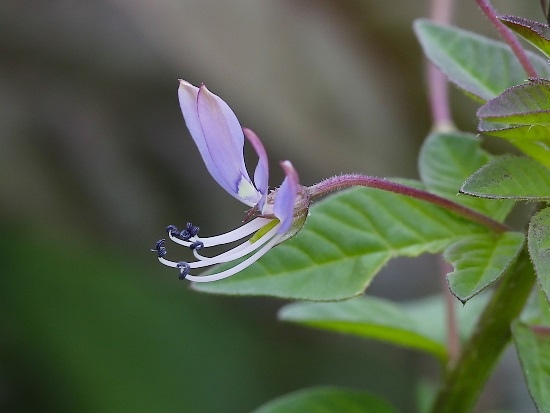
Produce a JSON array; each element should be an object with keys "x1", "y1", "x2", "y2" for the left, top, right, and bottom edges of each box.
[
  {"x1": 178, "y1": 80, "x2": 260, "y2": 206},
  {"x1": 273, "y1": 161, "x2": 300, "y2": 234},
  {"x1": 243, "y1": 128, "x2": 269, "y2": 212},
  {"x1": 196, "y1": 84, "x2": 261, "y2": 205}
]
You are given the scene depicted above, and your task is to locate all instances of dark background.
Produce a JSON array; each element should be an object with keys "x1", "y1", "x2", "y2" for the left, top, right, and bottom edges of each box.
[{"x1": 0, "y1": 1, "x2": 541, "y2": 411}]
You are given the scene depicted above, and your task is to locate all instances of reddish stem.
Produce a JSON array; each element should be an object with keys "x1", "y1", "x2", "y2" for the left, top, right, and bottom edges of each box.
[
  {"x1": 428, "y1": 0, "x2": 455, "y2": 130},
  {"x1": 308, "y1": 175, "x2": 508, "y2": 233},
  {"x1": 475, "y1": 0, "x2": 538, "y2": 78},
  {"x1": 430, "y1": 0, "x2": 460, "y2": 363}
]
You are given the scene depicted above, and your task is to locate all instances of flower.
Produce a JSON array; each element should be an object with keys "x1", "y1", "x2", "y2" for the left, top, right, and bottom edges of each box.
[{"x1": 152, "y1": 80, "x2": 309, "y2": 282}]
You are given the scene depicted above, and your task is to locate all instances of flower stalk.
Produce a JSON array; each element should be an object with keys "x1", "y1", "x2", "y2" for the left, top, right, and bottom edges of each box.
[{"x1": 308, "y1": 174, "x2": 509, "y2": 233}]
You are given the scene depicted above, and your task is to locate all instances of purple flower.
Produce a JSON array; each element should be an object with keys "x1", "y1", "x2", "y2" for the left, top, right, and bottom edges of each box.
[{"x1": 152, "y1": 80, "x2": 309, "y2": 282}]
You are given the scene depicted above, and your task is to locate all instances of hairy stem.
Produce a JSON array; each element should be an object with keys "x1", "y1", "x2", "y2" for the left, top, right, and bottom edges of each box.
[
  {"x1": 430, "y1": 247, "x2": 535, "y2": 413},
  {"x1": 308, "y1": 175, "x2": 508, "y2": 233},
  {"x1": 475, "y1": 0, "x2": 538, "y2": 78}
]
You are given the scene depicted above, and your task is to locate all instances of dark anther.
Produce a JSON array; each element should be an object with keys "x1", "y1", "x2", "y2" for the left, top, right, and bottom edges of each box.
[
  {"x1": 151, "y1": 239, "x2": 167, "y2": 258},
  {"x1": 176, "y1": 261, "x2": 190, "y2": 279},
  {"x1": 179, "y1": 222, "x2": 200, "y2": 241},
  {"x1": 190, "y1": 241, "x2": 204, "y2": 251},
  {"x1": 166, "y1": 224, "x2": 179, "y2": 237}
]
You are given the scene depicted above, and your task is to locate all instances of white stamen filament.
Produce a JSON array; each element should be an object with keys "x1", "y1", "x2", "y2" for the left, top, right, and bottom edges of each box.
[
  {"x1": 157, "y1": 218, "x2": 282, "y2": 280},
  {"x1": 186, "y1": 233, "x2": 284, "y2": 282},
  {"x1": 168, "y1": 217, "x2": 271, "y2": 248},
  {"x1": 192, "y1": 222, "x2": 281, "y2": 264}
]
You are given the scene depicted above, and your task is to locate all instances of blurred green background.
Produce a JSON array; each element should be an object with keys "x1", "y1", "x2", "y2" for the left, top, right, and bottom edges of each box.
[{"x1": 0, "y1": 1, "x2": 542, "y2": 412}]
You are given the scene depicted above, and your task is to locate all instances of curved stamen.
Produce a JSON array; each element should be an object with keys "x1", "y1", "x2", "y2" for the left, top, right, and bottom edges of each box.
[
  {"x1": 168, "y1": 217, "x2": 271, "y2": 248},
  {"x1": 192, "y1": 239, "x2": 250, "y2": 262},
  {"x1": 186, "y1": 233, "x2": 284, "y2": 282},
  {"x1": 151, "y1": 239, "x2": 167, "y2": 258},
  {"x1": 190, "y1": 241, "x2": 204, "y2": 250},
  {"x1": 158, "y1": 223, "x2": 280, "y2": 271},
  {"x1": 177, "y1": 261, "x2": 190, "y2": 279},
  {"x1": 180, "y1": 222, "x2": 200, "y2": 240},
  {"x1": 166, "y1": 224, "x2": 179, "y2": 237},
  {"x1": 167, "y1": 222, "x2": 200, "y2": 241},
  {"x1": 158, "y1": 255, "x2": 211, "y2": 269},
  {"x1": 192, "y1": 223, "x2": 280, "y2": 264}
]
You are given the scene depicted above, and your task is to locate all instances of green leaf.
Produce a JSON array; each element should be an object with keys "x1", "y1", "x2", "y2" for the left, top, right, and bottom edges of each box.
[
  {"x1": 252, "y1": 386, "x2": 397, "y2": 413},
  {"x1": 279, "y1": 294, "x2": 489, "y2": 362},
  {"x1": 419, "y1": 131, "x2": 514, "y2": 221},
  {"x1": 477, "y1": 79, "x2": 550, "y2": 125},
  {"x1": 500, "y1": 15, "x2": 550, "y2": 59},
  {"x1": 478, "y1": 120, "x2": 550, "y2": 168},
  {"x1": 401, "y1": 294, "x2": 488, "y2": 344},
  {"x1": 477, "y1": 80, "x2": 550, "y2": 164},
  {"x1": 528, "y1": 207, "x2": 550, "y2": 301},
  {"x1": 444, "y1": 232, "x2": 525, "y2": 302},
  {"x1": 512, "y1": 321, "x2": 550, "y2": 413},
  {"x1": 279, "y1": 296, "x2": 447, "y2": 361},
  {"x1": 193, "y1": 185, "x2": 488, "y2": 301},
  {"x1": 413, "y1": 19, "x2": 550, "y2": 101},
  {"x1": 461, "y1": 156, "x2": 550, "y2": 200}
]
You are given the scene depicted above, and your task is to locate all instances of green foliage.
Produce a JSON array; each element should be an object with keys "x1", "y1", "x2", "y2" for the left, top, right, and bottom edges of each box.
[
  {"x1": 477, "y1": 79, "x2": 550, "y2": 124},
  {"x1": 444, "y1": 232, "x2": 525, "y2": 302},
  {"x1": 528, "y1": 207, "x2": 550, "y2": 301},
  {"x1": 419, "y1": 132, "x2": 514, "y2": 220},
  {"x1": 476, "y1": 80, "x2": 550, "y2": 163},
  {"x1": 413, "y1": 12, "x2": 550, "y2": 413},
  {"x1": 413, "y1": 19, "x2": 550, "y2": 101},
  {"x1": 461, "y1": 156, "x2": 550, "y2": 200},
  {"x1": 193, "y1": 185, "x2": 488, "y2": 301},
  {"x1": 512, "y1": 321, "x2": 550, "y2": 413},
  {"x1": 252, "y1": 387, "x2": 397, "y2": 413},
  {"x1": 280, "y1": 296, "x2": 447, "y2": 361},
  {"x1": 189, "y1": 9, "x2": 550, "y2": 413},
  {"x1": 500, "y1": 15, "x2": 550, "y2": 59},
  {"x1": 462, "y1": 154, "x2": 550, "y2": 200},
  {"x1": 477, "y1": 121, "x2": 550, "y2": 167},
  {"x1": 279, "y1": 294, "x2": 488, "y2": 362},
  {"x1": 429, "y1": 248, "x2": 536, "y2": 413}
]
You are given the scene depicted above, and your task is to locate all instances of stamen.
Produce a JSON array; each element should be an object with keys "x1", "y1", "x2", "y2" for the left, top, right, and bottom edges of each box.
[
  {"x1": 186, "y1": 233, "x2": 284, "y2": 282},
  {"x1": 151, "y1": 239, "x2": 167, "y2": 258},
  {"x1": 166, "y1": 224, "x2": 179, "y2": 237},
  {"x1": 155, "y1": 217, "x2": 283, "y2": 280},
  {"x1": 177, "y1": 261, "x2": 190, "y2": 279},
  {"x1": 190, "y1": 241, "x2": 204, "y2": 251},
  {"x1": 169, "y1": 217, "x2": 271, "y2": 248},
  {"x1": 179, "y1": 222, "x2": 200, "y2": 240},
  {"x1": 192, "y1": 223, "x2": 280, "y2": 264}
]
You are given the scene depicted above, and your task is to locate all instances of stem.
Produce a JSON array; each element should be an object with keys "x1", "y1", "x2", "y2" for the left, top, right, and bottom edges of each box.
[
  {"x1": 428, "y1": 65, "x2": 455, "y2": 131},
  {"x1": 430, "y1": 247, "x2": 536, "y2": 413},
  {"x1": 430, "y1": 0, "x2": 460, "y2": 363},
  {"x1": 307, "y1": 175, "x2": 508, "y2": 233},
  {"x1": 428, "y1": 0, "x2": 455, "y2": 131},
  {"x1": 440, "y1": 258, "x2": 460, "y2": 363},
  {"x1": 475, "y1": 0, "x2": 538, "y2": 78}
]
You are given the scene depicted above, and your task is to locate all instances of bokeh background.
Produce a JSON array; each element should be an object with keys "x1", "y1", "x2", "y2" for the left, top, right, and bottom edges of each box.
[{"x1": 0, "y1": 1, "x2": 543, "y2": 412}]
